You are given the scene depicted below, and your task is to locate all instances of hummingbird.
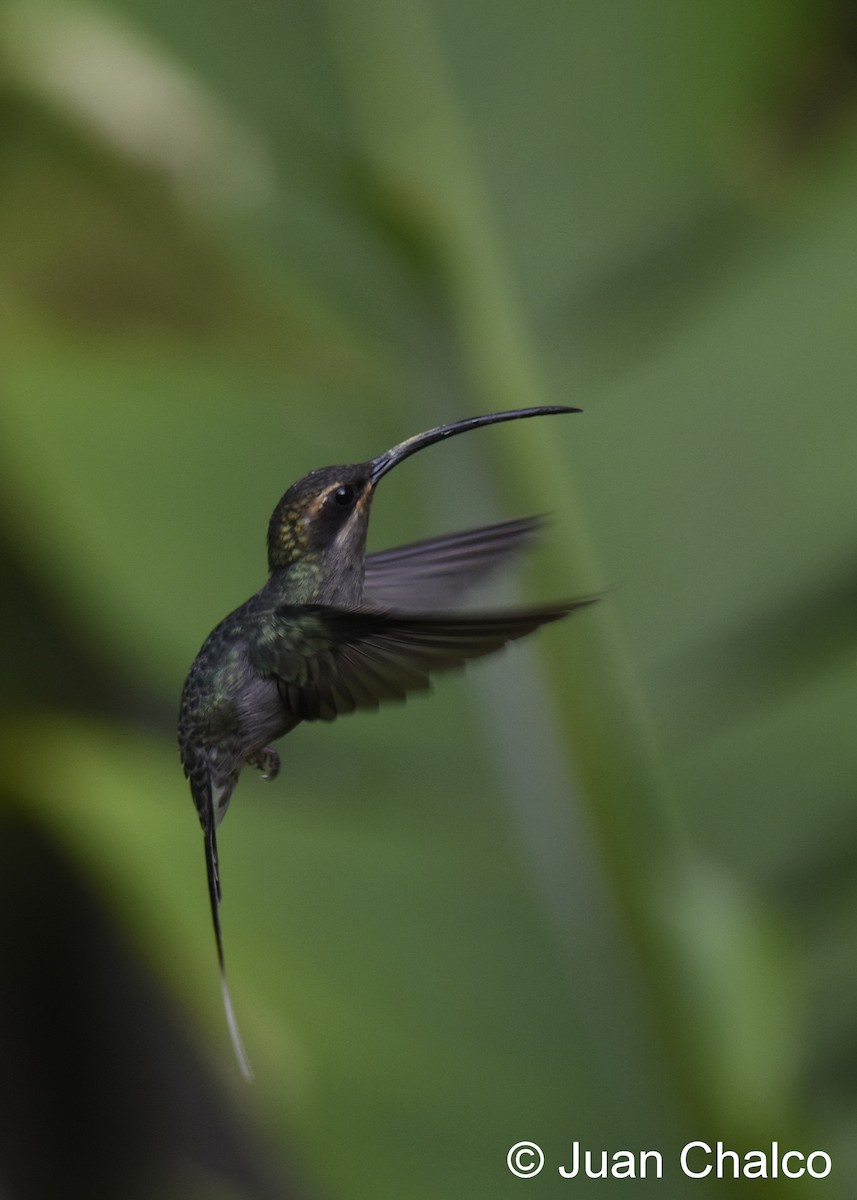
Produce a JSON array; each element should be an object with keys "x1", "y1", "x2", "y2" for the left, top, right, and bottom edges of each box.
[{"x1": 178, "y1": 405, "x2": 594, "y2": 1076}]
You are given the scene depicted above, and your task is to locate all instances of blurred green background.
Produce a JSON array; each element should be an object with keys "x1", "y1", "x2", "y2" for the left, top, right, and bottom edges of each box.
[{"x1": 1, "y1": 0, "x2": 855, "y2": 1196}]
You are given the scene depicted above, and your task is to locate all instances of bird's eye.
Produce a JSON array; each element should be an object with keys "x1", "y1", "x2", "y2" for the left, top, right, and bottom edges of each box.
[{"x1": 332, "y1": 484, "x2": 355, "y2": 508}]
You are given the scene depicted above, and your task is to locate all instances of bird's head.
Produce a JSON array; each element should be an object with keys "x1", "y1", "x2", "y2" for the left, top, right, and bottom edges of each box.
[
  {"x1": 266, "y1": 463, "x2": 376, "y2": 571},
  {"x1": 266, "y1": 405, "x2": 580, "y2": 574}
]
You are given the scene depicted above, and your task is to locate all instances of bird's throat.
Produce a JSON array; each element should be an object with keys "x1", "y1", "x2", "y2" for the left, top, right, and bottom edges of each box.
[{"x1": 267, "y1": 549, "x2": 366, "y2": 607}]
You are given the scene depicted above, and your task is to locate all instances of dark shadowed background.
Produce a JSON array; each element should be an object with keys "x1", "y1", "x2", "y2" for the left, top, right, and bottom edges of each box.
[{"x1": 0, "y1": 1, "x2": 855, "y2": 1197}]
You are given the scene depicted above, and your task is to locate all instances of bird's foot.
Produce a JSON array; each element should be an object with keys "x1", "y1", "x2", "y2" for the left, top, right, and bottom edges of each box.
[{"x1": 248, "y1": 746, "x2": 281, "y2": 782}]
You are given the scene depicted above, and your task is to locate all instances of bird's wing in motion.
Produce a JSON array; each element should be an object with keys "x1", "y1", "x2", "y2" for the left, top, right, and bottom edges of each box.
[
  {"x1": 363, "y1": 516, "x2": 544, "y2": 609},
  {"x1": 250, "y1": 599, "x2": 597, "y2": 722},
  {"x1": 192, "y1": 777, "x2": 253, "y2": 1080}
]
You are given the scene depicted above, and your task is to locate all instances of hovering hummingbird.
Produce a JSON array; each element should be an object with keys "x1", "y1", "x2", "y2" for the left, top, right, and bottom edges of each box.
[{"x1": 178, "y1": 405, "x2": 594, "y2": 1075}]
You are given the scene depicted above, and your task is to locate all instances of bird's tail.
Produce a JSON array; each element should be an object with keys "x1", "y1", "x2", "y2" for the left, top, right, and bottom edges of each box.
[{"x1": 204, "y1": 820, "x2": 253, "y2": 1080}]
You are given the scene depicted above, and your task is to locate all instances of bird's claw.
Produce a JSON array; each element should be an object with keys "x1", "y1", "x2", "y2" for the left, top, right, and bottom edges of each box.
[{"x1": 248, "y1": 746, "x2": 280, "y2": 782}]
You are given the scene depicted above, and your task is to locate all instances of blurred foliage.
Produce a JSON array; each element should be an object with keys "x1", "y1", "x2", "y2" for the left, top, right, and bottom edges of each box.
[{"x1": 0, "y1": 0, "x2": 856, "y2": 1196}]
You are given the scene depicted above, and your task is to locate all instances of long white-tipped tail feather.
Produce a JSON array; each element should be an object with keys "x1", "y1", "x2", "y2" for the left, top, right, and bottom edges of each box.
[{"x1": 220, "y1": 968, "x2": 253, "y2": 1081}]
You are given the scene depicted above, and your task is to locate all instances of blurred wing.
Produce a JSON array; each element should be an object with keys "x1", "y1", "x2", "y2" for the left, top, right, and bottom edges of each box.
[
  {"x1": 363, "y1": 516, "x2": 544, "y2": 609},
  {"x1": 250, "y1": 599, "x2": 597, "y2": 722}
]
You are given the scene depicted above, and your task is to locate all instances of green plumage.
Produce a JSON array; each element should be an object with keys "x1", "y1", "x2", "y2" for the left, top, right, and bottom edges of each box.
[{"x1": 178, "y1": 406, "x2": 594, "y2": 1076}]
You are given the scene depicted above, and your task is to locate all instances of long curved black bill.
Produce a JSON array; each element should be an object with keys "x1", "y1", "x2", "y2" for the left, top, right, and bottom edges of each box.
[{"x1": 370, "y1": 405, "x2": 581, "y2": 484}]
